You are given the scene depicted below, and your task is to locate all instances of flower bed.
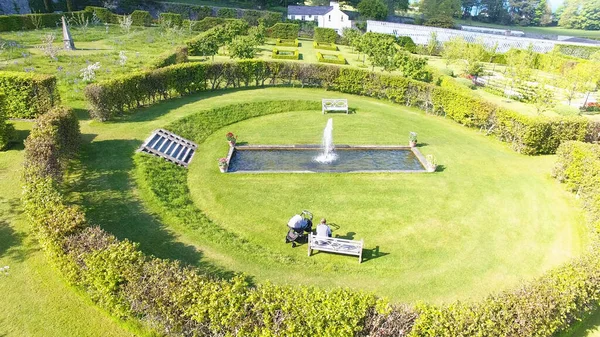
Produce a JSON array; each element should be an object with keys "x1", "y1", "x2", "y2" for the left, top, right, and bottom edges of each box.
[
  {"x1": 316, "y1": 52, "x2": 346, "y2": 65},
  {"x1": 271, "y1": 48, "x2": 300, "y2": 60},
  {"x1": 313, "y1": 41, "x2": 338, "y2": 51},
  {"x1": 275, "y1": 38, "x2": 299, "y2": 47}
]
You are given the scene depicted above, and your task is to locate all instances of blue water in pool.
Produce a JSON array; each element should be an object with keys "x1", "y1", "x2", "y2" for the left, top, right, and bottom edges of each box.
[{"x1": 228, "y1": 148, "x2": 425, "y2": 172}]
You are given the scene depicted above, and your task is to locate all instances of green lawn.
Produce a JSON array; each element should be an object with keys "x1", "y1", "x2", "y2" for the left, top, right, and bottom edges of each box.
[
  {"x1": 63, "y1": 87, "x2": 587, "y2": 305},
  {"x1": 0, "y1": 122, "x2": 138, "y2": 337}
]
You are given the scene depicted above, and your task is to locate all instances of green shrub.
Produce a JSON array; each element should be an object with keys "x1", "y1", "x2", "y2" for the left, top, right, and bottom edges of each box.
[
  {"x1": 313, "y1": 41, "x2": 338, "y2": 51},
  {"x1": 555, "y1": 44, "x2": 600, "y2": 59},
  {"x1": 148, "y1": 46, "x2": 188, "y2": 69},
  {"x1": 0, "y1": 71, "x2": 59, "y2": 119},
  {"x1": 192, "y1": 6, "x2": 213, "y2": 20},
  {"x1": 217, "y1": 7, "x2": 237, "y2": 18},
  {"x1": 271, "y1": 48, "x2": 299, "y2": 60},
  {"x1": 267, "y1": 22, "x2": 299, "y2": 39},
  {"x1": 159, "y1": 12, "x2": 183, "y2": 27},
  {"x1": 275, "y1": 38, "x2": 299, "y2": 47},
  {"x1": 316, "y1": 52, "x2": 346, "y2": 65},
  {"x1": 314, "y1": 27, "x2": 337, "y2": 43},
  {"x1": 23, "y1": 105, "x2": 80, "y2": 180},
  {"x1": 85, "y1": 6, "x2": 117, "y2": 24},
  {"x1": 0, "y1": 93, "x2": 14, "y2": 150},
  {"x1": 130, "y1": 10, "x2": 152, "y2": 27},
  {"x1": 0, "y1": 11, "x2": 92, "y2": 32},
  {"x1": 186, "y1": 16, "x2": 224, "y2": 31},
  {"x1": 261, "y1": 11, "x2": 282, "y2": 27},
  {"x1": 397, "y1": 36, "x2": 417, "y2": 53}
]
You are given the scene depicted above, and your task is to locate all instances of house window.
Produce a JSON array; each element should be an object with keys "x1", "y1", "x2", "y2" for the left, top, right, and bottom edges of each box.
[
  {"x1": 341, "y1": 16, "x2": 343, "y2": 22},
  {"x1": 328, "y1": 15, "x2": 331, "y2": 21},
  {"x1": 303, "y1": 15, "x2": 306, "y2": 20},
  {"x1": 309, "y1": 15, "x2": 312, "y2": 19}
]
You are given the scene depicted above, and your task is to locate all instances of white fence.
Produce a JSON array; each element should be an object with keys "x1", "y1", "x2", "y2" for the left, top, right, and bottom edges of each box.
[{"x1": 366, "y1": 20, "x2": 599, "y2": 54}]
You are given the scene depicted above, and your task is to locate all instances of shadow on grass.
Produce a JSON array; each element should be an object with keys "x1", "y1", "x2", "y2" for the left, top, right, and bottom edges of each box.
[
  {"x1": 555, "y1": 308, "x2": 600, "y2": 337},
  {"x1": 72, "y1": 138, "x2": 234, "y2": 279},
  {"x1": 5, "y1": 128, "x2": 30, "y2": 151},
  {"x1": 0, "y1": 198, "x2": 27, "y2": 262}
]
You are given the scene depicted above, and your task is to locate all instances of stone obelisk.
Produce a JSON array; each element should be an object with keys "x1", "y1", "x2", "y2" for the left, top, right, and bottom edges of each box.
[{"x1": 61, "y1": 16, "x2": 75, "y2": 50}]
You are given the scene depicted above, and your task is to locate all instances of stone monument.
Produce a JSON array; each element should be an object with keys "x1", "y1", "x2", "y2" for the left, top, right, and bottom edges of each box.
[{"x1": 61, "y1": 16, "x2": 75, "y2": 50}]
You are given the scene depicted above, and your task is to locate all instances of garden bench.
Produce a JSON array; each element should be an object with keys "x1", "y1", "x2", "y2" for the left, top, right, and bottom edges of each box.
[
  {"x1": 322, "y1": 99, "x2": 349, "y2": 114},
  {"x1": 308, "y1": 233, "x2": 364, "y2": 263}
]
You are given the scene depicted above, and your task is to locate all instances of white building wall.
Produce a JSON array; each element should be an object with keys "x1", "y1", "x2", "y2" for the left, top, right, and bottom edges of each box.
[
  {"x1": 320, "y1": 8, "x2": 351, "y2": 33},
  {"x1": 366, "y1": 20, "x2": 599, "y2": 53}
]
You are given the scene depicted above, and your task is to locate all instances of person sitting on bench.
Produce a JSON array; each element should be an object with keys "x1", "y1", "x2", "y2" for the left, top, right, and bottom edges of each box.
[{"x1": 316, "y1": 218, "x2": 332, "y2": 238}]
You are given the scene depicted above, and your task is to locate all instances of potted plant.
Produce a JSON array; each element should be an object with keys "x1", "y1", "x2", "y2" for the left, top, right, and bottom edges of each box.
[
  {"x1": 409, "y1": 132, "x2": 417, "y2": 147},
  {"x1": 426, "y1": 154, "x2": 437, "y2": 173},
  {"x1": 218, "y1": 157, "x2": 228, "y2": 173},
  {"x1": 226, "y1": 132, "x2": 237, "y2": 147}
]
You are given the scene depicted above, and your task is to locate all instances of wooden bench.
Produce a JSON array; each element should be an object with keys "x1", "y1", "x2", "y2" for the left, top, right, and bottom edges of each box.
[
  {"x1": 322, "y1": 99, "x2": 349, "y2": 114},
  {"x1": 308, "y1": 233, "x2": 364, "y2": 263}
]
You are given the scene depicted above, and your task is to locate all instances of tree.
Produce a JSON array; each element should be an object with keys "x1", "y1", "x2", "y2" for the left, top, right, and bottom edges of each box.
[
  {"x1": 357, "y1": 0, "x2": 389, "y2": 20},
  {"x1": 398, "y1": 53, "x2": 432, "y2": 82},
  {"x1": 441, "y1": 36, "x2": 465, "y2": 68},
  {"x1": 559, "y1": 0, "x2": 600, "y2": 30},
  {"x1": 508, "y1": 0, "x2": 537, "y2": 26},
  {"x1": 228, "y1": 36, "x2": 257, "y2": 59},
  {"x1": 360, "y1": 32, "x2": 397, "y2": 71},
  {"x1": 420, "y1": 0, "x2": 461, "y2": 19},
  {"x1": 249, "y1": 22, "x2": 266, "y2": 45},
  {"x1": 426, "y1": 32, "x2": 440, "y2": 56},
  {"x1": 528, "y1": 81, "x2": 556, "y2": 115},
  {"x1": 479, "y1": 0, "x2": 509, "y2": 24},
  {"x1": 531, "y1": 0, "x2": 552, "y2": 26},
  {"x1": 341, "y1": 28, "x2": 362, "y2": 53}
]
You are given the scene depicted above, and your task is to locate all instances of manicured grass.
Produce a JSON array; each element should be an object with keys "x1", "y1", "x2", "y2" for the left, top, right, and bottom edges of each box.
[
  {"x1": 0, "y1": 122, "x2": 138, "y2": 337},
  {"x1": 64, "y1": 87, "x2": 586, "y2": 305}
]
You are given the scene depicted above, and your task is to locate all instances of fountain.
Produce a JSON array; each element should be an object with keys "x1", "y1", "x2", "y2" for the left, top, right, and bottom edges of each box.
[{"x1": 315, "y1": 118, "x2": 337, "y2": 163}]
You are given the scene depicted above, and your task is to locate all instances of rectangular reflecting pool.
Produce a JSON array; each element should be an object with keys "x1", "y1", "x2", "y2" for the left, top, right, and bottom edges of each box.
[{"x1": 227, "y1": 146, "x2": 429, "y2": 173}]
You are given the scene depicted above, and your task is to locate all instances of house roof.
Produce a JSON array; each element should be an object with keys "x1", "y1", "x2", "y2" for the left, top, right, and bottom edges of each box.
[{"x1": 287, "y1": 5, "x2": 333, "y2": 16}]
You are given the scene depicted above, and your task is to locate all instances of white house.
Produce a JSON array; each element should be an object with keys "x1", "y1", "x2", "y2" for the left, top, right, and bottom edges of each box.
[{"x1": 287, "y1": 1, "x2": 352, "y2": 34}]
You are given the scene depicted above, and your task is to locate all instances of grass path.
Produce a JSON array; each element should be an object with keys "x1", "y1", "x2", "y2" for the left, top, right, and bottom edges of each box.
[{"x1": 0, "y1": 122, "x2": 137, "y2": 337}]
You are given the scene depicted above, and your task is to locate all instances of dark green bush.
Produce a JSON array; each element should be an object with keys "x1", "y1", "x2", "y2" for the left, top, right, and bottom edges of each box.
[
  {"x1": 217, "y1": 7, "x2": 237, "y2": 18},
  {"x1": 267, "y1": 22, "x2": 299, "y2": 39},
  {"x1": 261, "y1": 11, "x2": 282, "y2": 27},
  {"x1": 397, "y1": 36, "x2": 416, "y2": 53},
  {"x1": 84, "y1": 6, "x2": 117, "y2": 24},
  {"x1": 314, "y1": 27, "x2": 338, "y2": 43},
  {"x1": 159, "y1": 12, "x2": 183, "y2": 27},
  {"x1": 0, "y1": 93, "x2": 14, "y2": 150},
  {"x1": 555, "y1": 44, "x2": 600, "y2": 59},
  {"x1": 191, "y1": 6, "x2": 213, "y2": 20},
  {"x1": 0, "y1": 71, "x2": 59, "y2": 119},
  {"x1": 242, "y1": 10, "x2": 261, "y2": 25},
  {"x1": 130, "y1": 10, "x2": 152, "y2": 27}
]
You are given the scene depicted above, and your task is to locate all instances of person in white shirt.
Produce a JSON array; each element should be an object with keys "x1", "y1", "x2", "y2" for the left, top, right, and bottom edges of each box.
[{"x1": 316, "y1": 218, "x2": 332, "y2": 238}]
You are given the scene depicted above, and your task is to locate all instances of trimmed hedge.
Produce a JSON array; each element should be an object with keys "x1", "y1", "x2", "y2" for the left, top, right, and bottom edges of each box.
[
  {"x1": 83, "y1": 61, "x2": 593, "y2": 155},
  {"x1": 0, "y1": 71, "x2": 59, "y2": 119},
  {"x1": 0, "y1": 11, "x2": 92, "y2": 32},
  {"x1": 397, "y1": 36, "x2": 417, "y2": 53},
  {"x1": 316, "y1": 52, "x2": 346, "y2": 65},
  {"x1": 0, "y1": 93, "x2": 14, "y2": 150},
  {"x1": 313, "y1": 41, "x2": 338, "y2": 51},
  {"x1": 159, "y1": 12, "x2": 183, "y2": 27},
  {"x1": 275, "y1": 38, "x2": 299, "y2": 47},
  {"x1": 183, "y1": 16, "x2": 224, "y2": 31},
  {"x1": 268, "y1": 22, "x2": 299, "y2": 39},
  {"x1": 21, "y1": 99, "x2": 415, "y2": 337},
  {"x1": 314, "y1": 27, "x2": 338, "y2": 43},
  {"x1": 84, "y1": 6, "x2": 117, "y2": 24},
  {"x1": 271, "y1": 48, "x2": 299, "y2": 60},
  {"x1": 130, "y1": 10, "x2": 152, "y2": 27},
  {"x1": 148, "y1": 46, "x2": 188, "y2": 69},
  {"x1": 555, "y1": 44, "x2": 600, "y2": 59}
]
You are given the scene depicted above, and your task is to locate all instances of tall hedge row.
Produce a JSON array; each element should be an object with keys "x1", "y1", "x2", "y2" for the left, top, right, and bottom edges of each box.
[
  {"x1": 0, "y1": 71, "x2": 59, "y2": 119},
  {"x1": 147, "y1": 46, "x2": 188, "y2": 69},
  {"x1": 0, "y1": 93, "x2": 14, "y2": 150},
  {"x1": 267, "y1": 23, "x2": 299, "y2": 39},
  {"x1": 21, "y1": 99, "x2": 415, "y2": 337},
  {"x1": 83, "y1": 61, "x2": 593, "y2": 155},
  {"x1": 0, "y1": 10, "x2": 91, "y2": 32},
  {"x1": 314, "y1": 27, "x2": 338, "y2": 43}
]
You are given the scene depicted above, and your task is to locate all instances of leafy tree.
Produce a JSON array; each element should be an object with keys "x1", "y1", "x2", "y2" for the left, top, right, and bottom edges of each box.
[
  {"x1": 505, "y1": 46, "x2": 536, "y2": 93},
  {"x1": 360, "y1": 32, "x2": 397, "y2": 71},
  {"x1": 398, "y1": 53, "x2": 432, "y2": 82},
  {"x1": 478, "y1": 0, "x2": 509, "y2": 24},
  {"x1": 508, "y1": 0, "x2": 537, "y2": 26},
  {"x1": 228, "y1": 36, "x2": 257, "y2": 59},
  {"x1": 531, "y1": 0, "x2": 552, "y2": 26},
  {"x1": 559, "y1": 0, "x2": 600, "y2": 30},
  {"x1": 426, "y1": 32, "x2": 440, "y2": 56},
  {"x1": 249, "y1": 22, "x2": 266, "y2": 45},
  {"x1": 420, "y1": 0, "x2": 461, "y2": 19},
  {"x1": 194, "y1": 33, "x2": 220, "y2": 60},
  {"x1": 528, "y1": 81, "x2": 556, "y2": 115},
  {"x1": 357, "y1": 0, "x2": 389, "y2": 20},
  {"x1": 441, "y1": 36, "x2": 464, "y2": 67}
]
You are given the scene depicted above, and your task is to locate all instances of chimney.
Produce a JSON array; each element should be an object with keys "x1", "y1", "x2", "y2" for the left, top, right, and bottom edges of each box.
[{"x1": 330, "y1": 1, "x2": 339, "y2": 9}]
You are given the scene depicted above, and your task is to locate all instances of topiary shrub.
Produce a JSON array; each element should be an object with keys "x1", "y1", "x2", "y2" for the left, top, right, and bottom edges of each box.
[
  {"x1": 314, "y1": 27, "x2": 338, "y2": 43},
  {"x1": 159, "y1": 12, "x2": 183, "y2": 27},
  {"x1": 0, "y1": 71, "x2": 59, "y2": 119},
  {"x1": 275, "y1": 38, "x2": 299, "y2": 47},
  {"x1": 271, "y1": 48, "x2": 299, "y2": 60},
  {"x1": 313, "y1": 41, "x2": 338, "y2": 51},
  {"x1": 316, "y1": 52, "x2": 346, "y2": 65},
  {"x1": 130, "y1": 10, "x2": 152, "y2": 27},
  {"x1": 267, "y1": 22, "x2": 299, "y2": 39}
]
